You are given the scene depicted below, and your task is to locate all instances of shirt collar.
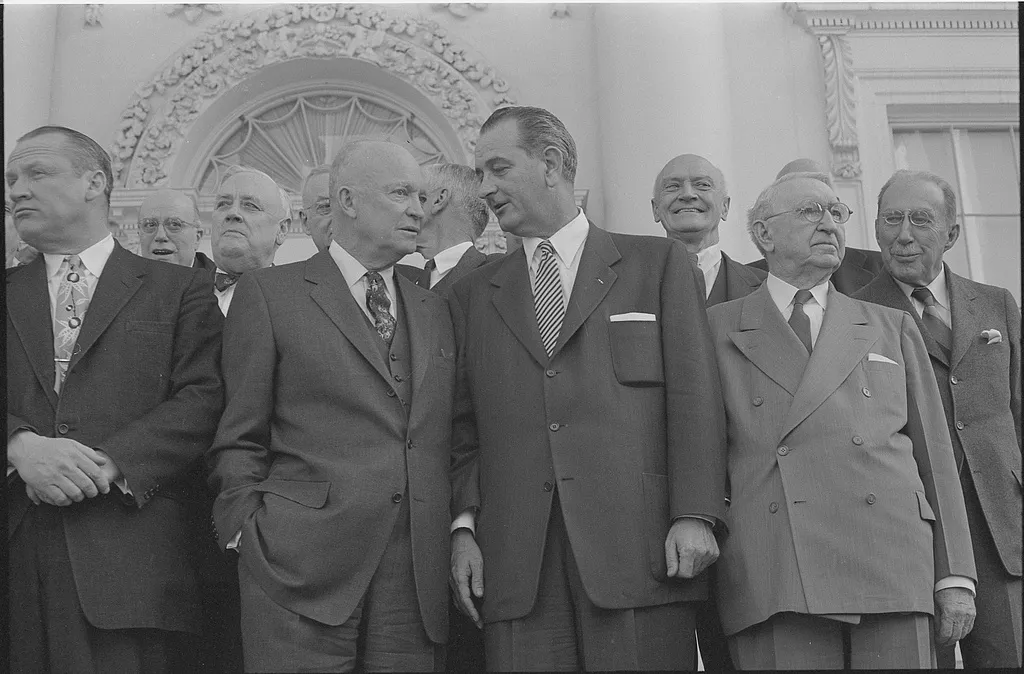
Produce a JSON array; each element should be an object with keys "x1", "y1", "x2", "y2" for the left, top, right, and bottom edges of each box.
[
  {"x1": 765, "y1": 272, "x2": 830, "y2": 314},
  {"x1": 894, "y1": 267, "x2": 949, "y2": 310},
  {"x1": 44, "y1": 234, "x2": 115, "y2": 280},
  {"x1": 523, "y1": 209, "x2": 589, "y2": 269},
  {"x1": 432, "y1": 241, "x2": 475, "y2": 276},
  {"x1": 328, "y1": 240, "x2": 394, "y2": 289},
  {"x1": 696, "y1": 242, "x2": 722, "y2": 275}
]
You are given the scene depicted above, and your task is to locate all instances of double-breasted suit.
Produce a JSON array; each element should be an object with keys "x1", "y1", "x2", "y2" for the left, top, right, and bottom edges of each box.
[
  {"x1": 707, "y1": 285, "x2": 976, "y2": 636},
  {"x1": 854, "y1": 267, "x2": 1022, "y2": 666},
  {"x1": 207, "y1": 249, "x2": 456, "y2": 649}
]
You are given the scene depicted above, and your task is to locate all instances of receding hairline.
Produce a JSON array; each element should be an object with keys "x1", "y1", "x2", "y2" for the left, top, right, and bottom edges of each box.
[
  {"x1": 330, "y1": 140, "x2": 420, "y2": 192},
  {"x1": 652, "y1": 154, "x2": 728, "y2": 199}
]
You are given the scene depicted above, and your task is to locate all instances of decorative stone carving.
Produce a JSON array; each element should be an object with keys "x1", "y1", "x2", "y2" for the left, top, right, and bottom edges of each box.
[
  {"x1": 84, "y1": 4, "x2": 103, "y2": 27},
  {"x1": 818, "y1": 34, "x2": 860, "y2": 178},
  {"x1": 111, "y1": 4, "x2": 516, "y2": 189},
  {"x1": 432, "y1": 4, "x2": 487, "y2": 19},
  {"x1": 164, "y1": 4, "x2": 224, "y2": 24},
  {"x1": 550, "y1": 4, "x2": 571, "y2": 19}
]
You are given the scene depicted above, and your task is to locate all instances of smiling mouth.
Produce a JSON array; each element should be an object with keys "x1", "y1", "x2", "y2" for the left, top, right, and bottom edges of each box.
[
  {"x1": 150, "y1": 248, "x2": 175, "y2": 256},
  {"x1": 674, "y1": 207, "x2": 704, "y2": 214}
]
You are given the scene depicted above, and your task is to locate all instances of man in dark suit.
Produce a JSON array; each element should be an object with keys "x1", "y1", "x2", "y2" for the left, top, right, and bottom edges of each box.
[
  {"x1": 208, "y1": 139, "x2": 455, "y2": 672},
  {"x1": 651, "y1": 153, "x2": 764, "y2": 670},
  {"x1": 398, "y1": 162, "x2": 499, "y2": 297},
  {"x1": 747, "y1": 159, "x2": 884, "y2": 295},
  {"x1": 298, "y1": 165, "x2": 334, "y2": 253},
  {"x1": 709, "y1": 170, "x2": 976, "y2": 669},
  {"x1": 448, "y1": 106, "x2": 727, "y2": 671},
  {"x1": 6, "y1": 125, "x2": 224, "y2": 673},
  {"x1": 854, "y1": 169, "x2": 1021, "y2": 668},
  {"x1": 138, "y1": 188, "x2": 210, "y2": 269}
]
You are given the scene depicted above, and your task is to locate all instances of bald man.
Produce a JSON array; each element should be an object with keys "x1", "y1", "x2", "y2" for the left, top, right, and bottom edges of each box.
[
  {"x1": 208, "y1": 140, "x2": 455, "y2": 671},
  {"x1": 747, "y1": 159, "x2": 883, "y2": 294},
  {"x1": 137, "y1": 188, "x2": 215, "y2": 272}
]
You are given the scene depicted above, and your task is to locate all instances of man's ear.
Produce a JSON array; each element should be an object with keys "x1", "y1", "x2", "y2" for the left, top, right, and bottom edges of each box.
[
  {"x1": 720, "y1": 196, "x2": 731, "y2": 222},
  {"x1": 194, "y1": 227, "x2": 204, "y2": 245},
  {"x1": 943, "y1": 221, "x2": 961, "y2": 253},
  {"x1": 541, "y1": 146, "x2": 565, "y2": 187},
  {"x1": 337, "y1": 186, "x2": 357, "y2": 218},
  {"x1": 752, "y1": 219, "x2": 774, "y2": 253},
  {"x1": 83, "y1": 169, "x2": 107, "y2": 202},
  {"x1": 275, "y1": 218, "x2": 290, "y2": 246},
  {"x1": 431, "y1": 187, "x2": 451, "y2": 215},
  {"x1": 651, "y1": 198, "x2": 663, "y2": 225}
]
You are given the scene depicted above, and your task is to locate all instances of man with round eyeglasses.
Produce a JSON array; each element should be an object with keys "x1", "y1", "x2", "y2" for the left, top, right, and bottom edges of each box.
[
  {"x1": 706, "y1": 170, "x2": 975, "y2": 669},
  {"x1": 137, "y1": 188, "x2": 212, "y2": 270},
  {"x1": 299, "y1": 165, "x2": 334, "y2": 253}
]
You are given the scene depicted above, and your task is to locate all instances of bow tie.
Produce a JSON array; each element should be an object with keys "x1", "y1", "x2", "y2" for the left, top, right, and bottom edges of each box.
[{"x1": 214, "y1": 272, "x2": 240, "y2": 292}]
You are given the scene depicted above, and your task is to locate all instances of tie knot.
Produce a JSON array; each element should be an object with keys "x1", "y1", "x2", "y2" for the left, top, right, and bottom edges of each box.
[
  {"x1": 214, "y1": 271, "x2": 240, "y2": 292},
  {"x1": 423, "y1": 259, "x2": 436, "y2": 274},
  {"x1": 65, "y1": 254, "x2": 82, "y2": 269},
  {"x1": 793, "y1": 289, "x2": 813, "y2": 307},
  {"x1": 911, "y1": 287, "x2": 937, "y2": 307},
  {"x1": 537, "y1": 240, "x2": 555, "y2": 260},
  {"x1": 365, "y1": 270, "x2": 385, "y2": 288}
]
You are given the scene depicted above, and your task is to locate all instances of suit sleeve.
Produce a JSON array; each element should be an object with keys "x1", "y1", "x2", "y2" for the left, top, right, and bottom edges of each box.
[
  {"x1": 1003, "y1": 289, "x2": 1021, "y2": 456},
  {"x1": 900, "y1": 311, "x2": 977, "y2": 582},
  {"x1": 98, "y1": 267, "x2": 224, "y2": 507},
  {"x1": 206, "y1": 273, "x2": 277, "y2": 548},
  {"x1": 662, "y1": 239, "x2": 728, "y2": 526},
  {"x1": 448, "y1": 286, "x2": 481, "y2": 520}
]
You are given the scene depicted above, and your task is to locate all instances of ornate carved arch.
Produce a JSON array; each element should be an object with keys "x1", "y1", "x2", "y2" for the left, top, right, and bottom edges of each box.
[{"x1": 110, "y1": 3, "x2": 516, "y2": 189}]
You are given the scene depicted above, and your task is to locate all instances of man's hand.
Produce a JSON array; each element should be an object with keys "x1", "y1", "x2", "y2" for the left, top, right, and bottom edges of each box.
[
  {"x1": 8, "y1": 431, "x2": 110, "y2": 506},
  {"x1": 450, "y1": 528, "x2": 484, "y2": 629},
  {"x1": 94, "y1": 449, "x2": 123, "y2": 484},
  {"x1": 934, "y1": 586, "x2": 976, "y2": 647},
  {"x1": 665, "y1": 517, "x2": 719, "y2": 578}
]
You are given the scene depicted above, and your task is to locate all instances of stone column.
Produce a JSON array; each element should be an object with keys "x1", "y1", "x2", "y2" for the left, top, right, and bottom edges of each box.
[
  {"x1": 592, "y1": 4, "x2": 740, "y2": 250},
  {"x1": 3, "y1": 4, "x2": 59, "y2": 158}
]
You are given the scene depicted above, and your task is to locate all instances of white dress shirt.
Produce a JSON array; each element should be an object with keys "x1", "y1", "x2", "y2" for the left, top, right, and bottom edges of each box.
[
  {"x1": 697, "y1": 243, "x2": 724, "y2": 300},
  {"x1": 765, "y1": 273, "x2": 829, "y2": 347},
  {"x1": 894, "y1": 267, "x2": 951, "y2": 329},
  {"x1": 522, "y1": 208, "x2": 590, "y2": 301},
  {"x1": 429, "y1": 240, "x2": 474, "y2": 288}
]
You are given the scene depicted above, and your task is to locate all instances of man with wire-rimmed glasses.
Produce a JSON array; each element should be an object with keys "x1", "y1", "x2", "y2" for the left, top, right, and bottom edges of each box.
[
  {"x1": 137, "y1": 188, "x2": 213, "y2": 271},
  {"x1": 705, "y1": 170, "x2": 976, "y2": 669},
  {"x1": 299, "y1": 165, "x2": 334, "y2": 253}
]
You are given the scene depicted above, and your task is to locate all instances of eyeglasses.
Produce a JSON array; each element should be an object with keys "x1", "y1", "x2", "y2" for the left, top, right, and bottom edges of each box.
[
  {"x1": 313, "y1": 199, "x2": 331, "y2": 216},
  {"x1": 138, "y1": 217, "x2": 197, "y2": 233},
  {"x1": 761, "y1": 201, "x2": 852, "y2": 225},
  {"x1": 878, "y1": 210, "x2": 936, "y2": 227}
]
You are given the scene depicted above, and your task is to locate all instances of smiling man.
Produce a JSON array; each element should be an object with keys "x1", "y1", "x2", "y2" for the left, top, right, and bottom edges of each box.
[{"x1": 210, "y1": 166, "x2": 291, "y2": 315}]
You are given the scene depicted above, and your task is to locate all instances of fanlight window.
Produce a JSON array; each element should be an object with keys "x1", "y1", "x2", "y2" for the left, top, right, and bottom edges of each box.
[{"x1": 198, "y1": 92, "x2": 450, "y2": 195}]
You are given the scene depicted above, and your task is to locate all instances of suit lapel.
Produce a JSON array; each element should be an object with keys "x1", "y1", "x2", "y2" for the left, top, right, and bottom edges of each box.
[
  {"x1": 553, "y1": 226, "x2": 618, "y2": 356},
  {"x1": 722, "y1": 253, "x2": 763, "y2": 300},
  {"x1": 432, "y1": 247, "x2": 483, "y2": 296},
  {"x1": 399, "y1": 274, "x2": 439, "y2": 424},
  {"x1": 7, "y1": 257, "x2": 59, "y2": 408},
  {"x1": 70, "y1": 244, "x2": 144, "y2": 372},
  {"x1": 306, "y1": 250, "x2": 392, "y2": 384},
  {"x1": 779, "y1": 290, "x2": 878, "y2": 440},
  {"x1": 490, "y1": 247, "x2": 551, "y2": 367},
  {"x1": 726, "y1": 285, "x2": 808, "y2": 397},
  {"x1": 871, "y1": 270, "x2": 949, "y2": 366},
  {"x1": 947, "y1": 267, "x2": 979, "y2": 371}
]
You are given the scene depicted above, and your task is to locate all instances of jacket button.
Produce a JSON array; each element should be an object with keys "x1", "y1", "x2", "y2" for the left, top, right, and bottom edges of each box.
[
  {"x1": 549, "y1": 423, "x2": 560, "y2": 432},
  {"x1": 393, "y1": 374, "x2": 403, "y2": 382},
  {"x1": 543, "y1": 482, "x2": 553, "y2": 492},
  {"x1": 545, "y1": 369, "x2": 557, "y2": 378},
  {"x1": 386, "y1": 389, "x2": 396, "y2": 397},
  {"x1": 73, "y1": 344, "x2": 82, "y2": 354},
  {"x1": 768, "y1": 502, "x2": 779, "y2": 513},
  {"x1": 866, "y1": 493, "x2": 876, "y2": 505},
  {"x1": 390, "y1": 354, "x2": 398, "y2": 361},
  {"x1": 391, "y1": 492, "x2": 403, "y2": 503},
  {"x1": 852, "y1": 436, "x2": 863, "y2": 446},
  {"x1": 956, "y1": 420, "x2": 965, "y2": 430},
  {"x1": 950, "y1": 375, "x2": 959, "y2": 385},
  {"x1": 777, "y1": 445, "x2": 789, "y2": 456},
  {"x1": 862, "y1": 387, "x2": 872, "y2": 397},
  {"x1": 57, "y1": 423, "x2": 70, "y2": 435},
  {"x1": 407, "y1": 440, "x2": 413, "y2": 450},
  {"x1": 753, "y1": 396, "x2": 764, "y2": 406}
]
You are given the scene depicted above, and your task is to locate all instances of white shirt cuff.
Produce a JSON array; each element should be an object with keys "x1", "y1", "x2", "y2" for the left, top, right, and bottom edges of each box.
[
  {"x1": 451, "y1": 509, "x2": 476, "y2": 535},
  {"x1": 114, "y1": 476, "x2": 132, "y2": 496},
  {"x1": 227, "y1": 530, "x2": 241, "y2": 551},
  {"x1": 935, "y1": 575, "x2": 976, "y2": 596}
]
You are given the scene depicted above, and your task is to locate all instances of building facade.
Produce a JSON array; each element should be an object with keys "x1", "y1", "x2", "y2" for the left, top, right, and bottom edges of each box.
[{"x1": 4, "y1": 2, "x2": 1019, "y2": 301}]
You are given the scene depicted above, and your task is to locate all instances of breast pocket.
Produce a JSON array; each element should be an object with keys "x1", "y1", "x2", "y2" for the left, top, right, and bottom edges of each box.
[{"x1": 609, "y1": 321, "x2": 664, "y2": 386}]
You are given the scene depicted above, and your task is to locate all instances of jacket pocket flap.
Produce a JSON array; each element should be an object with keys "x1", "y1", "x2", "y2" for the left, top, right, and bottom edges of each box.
[
  {"x1": 916, "y1": 491, "x2": 936, "y2": 521},
  {"x1": 253, "y1": 479, "x2": 330, "y2": 508}
]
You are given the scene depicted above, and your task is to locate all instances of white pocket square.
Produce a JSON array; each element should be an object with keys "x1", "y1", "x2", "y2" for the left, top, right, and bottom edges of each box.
[
  {"x1": 867, "y1": 353, "x2": 898, "y2": 365},
  {"x1": 981, "y1": 329, "x2": 1002, "y2": 344},
  {"x1": 610, "y1": 312, "x2": 657, "y2": 322}
]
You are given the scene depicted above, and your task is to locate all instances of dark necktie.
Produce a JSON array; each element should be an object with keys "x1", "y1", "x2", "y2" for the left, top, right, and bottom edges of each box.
[
  {"x1": 789, "y1": 289, "x2": 814, "y2": 355},
  {"x1": 214, "y1": 272, "x2": 240, "y2": 292},
  {"x1": 911, "y1": 287, "x2": 952, "y2": 353},
  {"x1": 422, "y1": 259, "x2": 436, "y2": 287},
  {"x1": 365, "y1": 271, "x2": 396, "y2": 347},
  {"x1": 533, "y1": 240, "x2": 564, "y2": 357}
]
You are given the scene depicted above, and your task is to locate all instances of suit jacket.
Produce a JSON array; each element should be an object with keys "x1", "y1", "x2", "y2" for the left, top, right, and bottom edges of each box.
[
  {"x1": 207, "y1": 250, "x2": 455, "y2": 643},
  {"x1": 6, "y1": 243, "x2": 224, "y2": 632},
  {"x1": 854, "y1": 267, "x2": 1022, "y2": 576},
  {"x1": 193, "y1": 250, "x2": 217, "y2": 275},
  {"x1": 449, "y1": 226, "x2": 727, "y2": 623},
  {"x1": 707, "y1": 252, "x2": 766, "y2": 307},
  {"x1": 397, "y1": 246, "x2": 501, "y2": 297},
  {"x1": 748, "y1": 246, "x2": 883, "y2": 295},
  {"x1": 707, "y1": 285, "x2": 976, "y2": 635}
]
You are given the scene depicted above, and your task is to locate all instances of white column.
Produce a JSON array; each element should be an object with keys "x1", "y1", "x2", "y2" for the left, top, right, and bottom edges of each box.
[
  {"x1": 593, "y1": 4, "x2": 738, "y2": 247},
  {"x1": 3, "y1": 5, "x2": 59, "y2": 158}
]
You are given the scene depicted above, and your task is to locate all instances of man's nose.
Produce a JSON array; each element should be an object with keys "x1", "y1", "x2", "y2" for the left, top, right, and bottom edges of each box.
[
  {"x1": 678, "y1": 182, "x2": 698, "y2": 199},
  {"x1": 408, "y1": 196, "x2": 424, "y2": 220},
  {"x1": 895, "y1": 216, "x2": 915, "y2": 243},
  {"x1": 8, "y1": 176, "x2": 30, "y2": 201},
  {"x1": 153, "y1": 223, "x2": 170, "y2": 242},
  {"x1": 477, "y1": 176, "x2": 496, "y2": 199}
]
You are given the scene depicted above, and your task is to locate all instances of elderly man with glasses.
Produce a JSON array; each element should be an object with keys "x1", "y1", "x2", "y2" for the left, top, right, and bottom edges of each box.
[
  {"x1": 705, "y1": 170, "x2": 976, "y2": 669},
  {"x1": 137, "y1": 188, "x2": 215, "y2": 271}
]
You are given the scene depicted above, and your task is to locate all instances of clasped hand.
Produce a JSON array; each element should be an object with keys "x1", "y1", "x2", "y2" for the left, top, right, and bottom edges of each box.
[{"x1": 8, "y1": 430, "x2": 120, "y2": 507}]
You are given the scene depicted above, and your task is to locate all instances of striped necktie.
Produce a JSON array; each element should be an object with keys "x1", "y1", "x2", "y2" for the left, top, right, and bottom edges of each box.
[{"x1": 533, "y1": 240, "x2": 564, "y2": 357}]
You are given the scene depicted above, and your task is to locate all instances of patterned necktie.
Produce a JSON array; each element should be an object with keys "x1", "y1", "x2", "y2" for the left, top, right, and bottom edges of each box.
[
  {"x1": 53, "y1": 255, "x2": 92, "y2": 393},
  {"x1": 911, "y1": 287, "x2": 952, "y2": 353},
  {"x1": 214, "y1": 272, "x2": 240, "y2": 292},
  {"x1": 533, "y1": 240, "x2": 564, "y2": 357},
  {"x1": 365, "y1": 271, "x2": 396, "y2": 347},
  {"x1": 788, "y1": 289, "x2": 814, "y2": 355}
]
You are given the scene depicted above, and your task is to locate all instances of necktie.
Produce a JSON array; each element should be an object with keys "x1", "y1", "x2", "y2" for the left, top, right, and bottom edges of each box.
[
  {"x1": 53, "y1": 255, "x2": 92, "y2": 393},
  {"x1": 533, "y1": 240, "x2": 564, "y2": 357},
  {"x1": 422, "y1": 259, "x2": 436, "y2": 287},
  {"x1": 911, "y1": 287, "x2": 952, "y2": 353},
  {"x1": 788, "y1": 289, "x2": 814, "y2": 355},
  {"x1": 214, "y1": 272, "x2": 240, "y2": 292},
  {"x1": 365, "y1": 271, "x2": 396, "y2": 347}
]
